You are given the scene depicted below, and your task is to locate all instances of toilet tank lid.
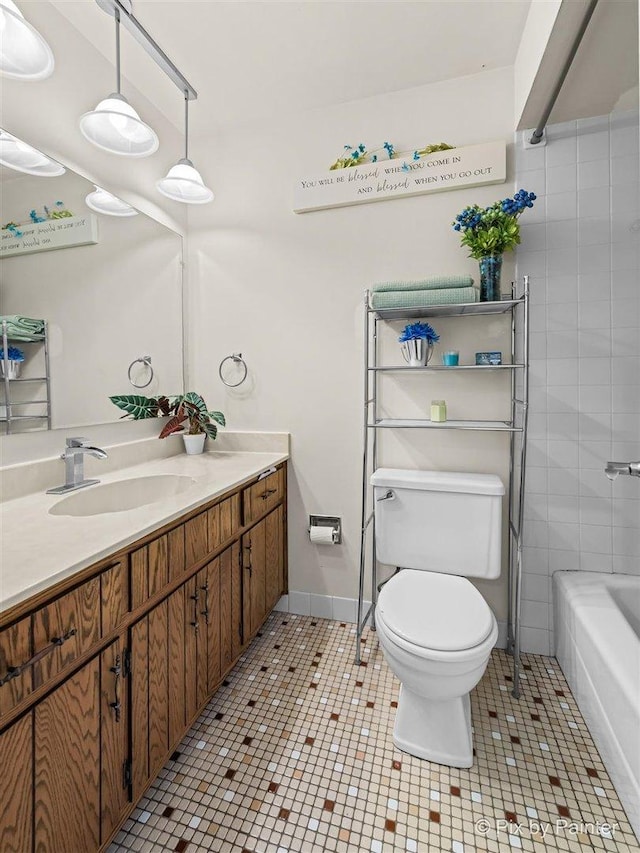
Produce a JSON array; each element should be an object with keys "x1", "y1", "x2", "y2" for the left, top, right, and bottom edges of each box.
[{"x1": 371, "y1": 468, "x2": 505, "y2": 496}]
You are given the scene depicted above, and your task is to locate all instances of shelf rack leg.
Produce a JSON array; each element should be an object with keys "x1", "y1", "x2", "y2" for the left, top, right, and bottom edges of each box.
[
  {"x1": 511, "y1": 276, "x2": 530, "y2": 699},
  {"x1": 356, "y1": 292, "x2": 372, "y2": 665}
]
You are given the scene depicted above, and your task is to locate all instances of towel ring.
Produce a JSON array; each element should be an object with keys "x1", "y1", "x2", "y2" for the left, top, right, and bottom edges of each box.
[
  {"x1": 219, "y1": 353, "x2": 248, "y2": 387},
  {"x1": 128, "y1": 356, "x2": 154, "y2": 389}
]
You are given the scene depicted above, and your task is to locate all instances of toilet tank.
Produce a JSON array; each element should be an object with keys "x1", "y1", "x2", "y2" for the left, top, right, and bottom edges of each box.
[{"x1": 371, "y1": 468, "x2": 505, "y2": 579}]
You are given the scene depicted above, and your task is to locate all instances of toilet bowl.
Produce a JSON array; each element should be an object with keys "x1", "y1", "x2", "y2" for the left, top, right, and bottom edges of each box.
[{"x1": 375, "y1": 569, "x2": 498, "y2": 768}]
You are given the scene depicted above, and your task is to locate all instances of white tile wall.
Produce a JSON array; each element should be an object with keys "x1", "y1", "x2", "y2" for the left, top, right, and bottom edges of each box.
[{"x1": 515, "y1": 110, "x2": 640, "y2": 655}]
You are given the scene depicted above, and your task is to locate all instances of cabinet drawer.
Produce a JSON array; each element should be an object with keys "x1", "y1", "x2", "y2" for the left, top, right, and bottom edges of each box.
[
  {"x1": 243, "y1": 468, "x2": 284, "y2": 525},
  {"x1": 32, "y1": 578, "x2": 100, "y2": 689},
  {"x1": 0, "y1": 616, "x2": 32, "y2": 718},
  {"x1": 207, "y1": 493, "x2": 240, "y2": 552}
]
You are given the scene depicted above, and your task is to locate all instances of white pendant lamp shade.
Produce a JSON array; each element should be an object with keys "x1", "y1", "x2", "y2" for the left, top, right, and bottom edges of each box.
[
  {"x1": 0, "y1": 131, "x2": 64, "y2": 176},
  {"x1": 0, "y1": 0, "x2": 54, "y2": 80},
  {"x1": 79, "y1": 93, "x2": 159, "y2": 157},
  {"x1": 85, "y1": 186, "x2": 138, "y2": 217},
  {"x1": 156, "y1": 158, "x2": 213, "y2": 204}
]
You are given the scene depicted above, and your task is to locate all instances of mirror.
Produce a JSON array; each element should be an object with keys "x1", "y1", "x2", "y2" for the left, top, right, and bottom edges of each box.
[{"x1": 0, "y1": 137, "x2": 183, "y2": 433}]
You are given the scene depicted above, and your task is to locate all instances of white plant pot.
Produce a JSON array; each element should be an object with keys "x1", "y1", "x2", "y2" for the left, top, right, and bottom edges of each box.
[{"x1": 182, "y1": 433, "x2": 206, "y2": 455}]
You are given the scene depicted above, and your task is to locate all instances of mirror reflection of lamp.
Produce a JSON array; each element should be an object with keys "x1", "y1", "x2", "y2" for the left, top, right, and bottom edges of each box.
[
  {"x1": 0, "y1": 0, "x2": 55, "y2": 81},
  {"x1": 0, "y1": 130, "x2": 65, "y2": 177},
  {"x1": 85, "y1": 186, "x2": 138, "y2": 217}
]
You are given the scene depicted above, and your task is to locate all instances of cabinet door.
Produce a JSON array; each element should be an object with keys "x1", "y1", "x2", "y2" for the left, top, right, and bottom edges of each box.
[
  {"x1": 243, "y1": 521, "x2": 266, "y2": 639},
  {"x1": 130, "y1": 617, "x2": 149, "y2": 801},
  {"x1": 35, "y1": 656, "x2": 101, "y2": 853},
  {"x1": 185, "y1": 567, "x2": 211, "y2": 724},
  {"x1": 0, "y1": 711, "x2": 33, "y2": 853},
  {"x1": 220, "y1": 543, "x2": 242, "y2": 672},
  {"x1": 101, "y1": 637, "x2": 130, "y2": 845},
  {"x1": 204, "y1": 557, "x2": 221, "y2": 692},
  {"x1": 167, "y1": 585, "x2": 186, "y2": 748},
  {"x1": 265, "y1": 505, "x2": 284, "y2": 614},
  {"x1": 147, "y1": 599, "x2": 169, "y2": 781}
]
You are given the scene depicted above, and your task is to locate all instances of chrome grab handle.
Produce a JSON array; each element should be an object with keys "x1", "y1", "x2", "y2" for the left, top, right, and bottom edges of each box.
[
  {"x1": 605, "y1": 461, "x2": 640, "y2": 480},
  {"x1": 376, "y1": 489, "x2": 395, "y2": 502}
]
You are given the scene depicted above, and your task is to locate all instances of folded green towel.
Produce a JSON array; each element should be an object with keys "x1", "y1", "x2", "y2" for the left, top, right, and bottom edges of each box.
[
  {"x1": 0, "y1": 315, "x2": 45, "y2": 340},
  {"x1": 372, "y1": 276, "x2": 474, "y2": 293},
  {"x1": 370, "y1": 287, "x2": 478, "y2": 309}
]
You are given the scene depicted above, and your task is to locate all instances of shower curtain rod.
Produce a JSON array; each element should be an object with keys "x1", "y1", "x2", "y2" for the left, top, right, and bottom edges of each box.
[{"x1": 529, "y1": 0, "x2": 599, "y2": 145}]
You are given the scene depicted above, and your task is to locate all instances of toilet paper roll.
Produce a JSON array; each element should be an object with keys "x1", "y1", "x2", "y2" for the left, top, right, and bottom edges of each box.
[{"x1": 309, "y1": 525, "x2": 335, "y2": 545}]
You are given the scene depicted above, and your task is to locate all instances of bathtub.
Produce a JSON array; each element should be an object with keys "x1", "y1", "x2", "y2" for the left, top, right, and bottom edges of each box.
[{"x1": 554, "y1": 571, "x2": 640, "y2": 839}]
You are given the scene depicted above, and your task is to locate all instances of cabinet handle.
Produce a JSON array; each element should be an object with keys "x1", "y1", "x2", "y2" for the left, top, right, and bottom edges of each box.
[
  {"x1": 200, "y1": 583, "x2": 209, "y2": 624},
  {"x1": 244, "y1": 543, "x2": 252, "y2": 577},
  {"x1": 0, "y1": 628, "x2": 77, "y2": 688},
  {"x1": 109, "y1": 654, "x2": 122, "y2": 722},
  {"x1": 261, "y1": 488, "x2": 277, "y2": 501},
  {"x1": 191, "y1": 588, "x2": 199, "y2": 631}
]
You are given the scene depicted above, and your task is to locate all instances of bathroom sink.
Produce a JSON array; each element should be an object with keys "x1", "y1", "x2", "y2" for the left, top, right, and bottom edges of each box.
[{"x1": 49, "y1": 475, "x2": 197, "y2": 517}]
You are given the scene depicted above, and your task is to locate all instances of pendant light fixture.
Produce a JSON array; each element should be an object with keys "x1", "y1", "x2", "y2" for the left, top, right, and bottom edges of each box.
[
  {"x1": 157, "y1": 95, "x2": 213, "y2": 204},
  {"x1": 0, "y1": 130, "x2": 64, "y2": 176},
  {"x1": 79, "y1": 5, "x2": 158, "y2": 157},
  {"x1": 85, "y1": 186, "x2": 138, "y2": 217},
  {"x1": 0, "y1": 0, "x2": 54, "y2": 80}
]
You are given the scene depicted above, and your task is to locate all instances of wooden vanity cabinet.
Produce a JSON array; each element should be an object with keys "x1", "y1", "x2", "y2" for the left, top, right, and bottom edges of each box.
[{"x1": 0, "y1": 461, "x2": 287, "y2": 852}]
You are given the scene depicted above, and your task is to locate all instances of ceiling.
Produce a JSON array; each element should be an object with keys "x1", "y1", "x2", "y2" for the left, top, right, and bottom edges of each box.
[
  {"x1": 50, "y1": 0, "x2": 532, "y2": 134},
  {"x1": 550, "y1": 0, "x2": 639, "y2": 123}
]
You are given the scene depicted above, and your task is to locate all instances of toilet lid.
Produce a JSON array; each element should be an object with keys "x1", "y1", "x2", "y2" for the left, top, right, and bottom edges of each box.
[{"x1": 377, "y1": 571, "x2": 494, "y2": 652}]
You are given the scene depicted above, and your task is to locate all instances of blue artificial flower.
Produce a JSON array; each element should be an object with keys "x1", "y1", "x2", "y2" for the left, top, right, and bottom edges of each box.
[
  {"x1": 399, "y1": 322, "x2": 440, "y2": 343},
  {"x1": 401, "y1": 162, "x2": 410, "y2": 172},
  {"x1": 371, "y1": 154, "x2": 378, "y2": 162},
  {"x1": 344, "y1": 144, "x2": 351, "y2": 150},
  {"x1": 413, "y1": 151, "x2": 420, "y2": 160},
  {"x1": 359, "y1": 143, "x2": 366, "y2": 153},
  {"x1": 0, "y1": 346, "x2": 25, "y2": 362},
  {"x1": 383, "y1": 141, "x2": 395, "y2": 156}
]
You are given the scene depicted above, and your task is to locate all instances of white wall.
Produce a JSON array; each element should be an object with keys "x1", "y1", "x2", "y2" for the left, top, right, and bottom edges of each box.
[
  {"x1": 1, "y1": 171, "x2": 183, "y2": 430},
  {"x1": 515, "y1": 109, "x2": 640, "y2": 655},
  {"x1": 188, "y1": 67, "x2": 517, "y2": 622}
]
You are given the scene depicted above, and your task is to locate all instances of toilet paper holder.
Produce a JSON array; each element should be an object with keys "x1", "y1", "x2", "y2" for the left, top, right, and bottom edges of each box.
[{"x1": 309, "y1": 515, "x2": 342, "y2": 544}]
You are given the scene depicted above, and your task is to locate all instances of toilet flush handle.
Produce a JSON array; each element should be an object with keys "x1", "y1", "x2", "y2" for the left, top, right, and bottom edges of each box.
[{"x1": 376, "y1": 489, "x2": 395, "y2": 502}]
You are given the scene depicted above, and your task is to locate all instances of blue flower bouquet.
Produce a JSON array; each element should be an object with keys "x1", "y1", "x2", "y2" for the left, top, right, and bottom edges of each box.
[{"x1": 398, "y1": 322, "x2": 439, "y2": 367}]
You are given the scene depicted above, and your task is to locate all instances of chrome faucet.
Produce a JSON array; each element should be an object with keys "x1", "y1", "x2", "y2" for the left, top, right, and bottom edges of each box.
[
  {"x1": 605, "y1": 460, "x2": 640, "y2": 481},
  {"x1": 46, "y1": 437, "x2": 108, "y2": 495}
]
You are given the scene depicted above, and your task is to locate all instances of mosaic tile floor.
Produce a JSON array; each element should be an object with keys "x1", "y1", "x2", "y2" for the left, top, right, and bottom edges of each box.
[{"x1": 109, "y1": 615, "x2": 638, "y2": 853}]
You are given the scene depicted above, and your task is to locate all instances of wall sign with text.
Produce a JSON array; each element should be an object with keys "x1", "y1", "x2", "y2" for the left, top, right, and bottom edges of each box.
[
  {"x1": 1, "y1": 214, "x2": 98, "y2": 258},
  {"x1": 293, "y1": 141, "x2": 506, "y2": 214}
]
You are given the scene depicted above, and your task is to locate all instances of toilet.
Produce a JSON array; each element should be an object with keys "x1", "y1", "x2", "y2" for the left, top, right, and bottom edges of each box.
[{"x1": 371, "y1": 468, "x2": 505, "y2": 768}]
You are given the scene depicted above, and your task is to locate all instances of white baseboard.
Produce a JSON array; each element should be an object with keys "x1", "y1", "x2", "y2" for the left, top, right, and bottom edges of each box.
[{"x1": 276, "y1": 591, "x2": 509, "y2": 650}]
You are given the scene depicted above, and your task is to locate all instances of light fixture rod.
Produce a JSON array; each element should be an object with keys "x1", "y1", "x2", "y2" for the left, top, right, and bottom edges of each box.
[
  {"x1": 96, "y1": 0, "x2": 198, "y2": 100},
  {"x1": 115, "y1": 7, "x2": 121, "y2": 94},
  {"x1": 184, "y1": 95, "x2": 189, "y2": 160}
]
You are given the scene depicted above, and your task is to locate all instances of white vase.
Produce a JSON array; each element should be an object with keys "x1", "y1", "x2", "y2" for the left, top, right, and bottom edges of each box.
[
  {"x1": 400, "y1": 339, "x2": 433, "y2": 367},
  {"x1": 182, "y1": 433, "x2": 206, "y2": 455}
]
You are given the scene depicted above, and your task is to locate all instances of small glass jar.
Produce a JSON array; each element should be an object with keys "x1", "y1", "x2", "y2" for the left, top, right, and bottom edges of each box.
[{"x1": 430, "y1": 400, "x2": 447, "y2": 422}]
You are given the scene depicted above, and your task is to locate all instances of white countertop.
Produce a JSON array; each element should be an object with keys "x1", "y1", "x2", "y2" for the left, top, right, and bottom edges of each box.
[{"x1": 0, "y1": 450, "x2": 288, "y2": 615}]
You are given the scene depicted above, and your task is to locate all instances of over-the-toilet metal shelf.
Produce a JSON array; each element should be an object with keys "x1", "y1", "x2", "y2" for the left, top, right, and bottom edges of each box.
[
  {"x1": 1, "y1": 320, "x2": 51, "y2": 434},
  {"x1": 357, "y1": 279, "x2": 530, "y2": 699}
]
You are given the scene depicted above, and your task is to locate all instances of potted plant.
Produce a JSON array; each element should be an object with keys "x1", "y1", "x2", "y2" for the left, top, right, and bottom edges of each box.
[
  {"x1": 109, "y1": 392, "x2": 226, "y2": 455},
  {"x1": 159, "y1": 393, "x2": 226, "y2": 455},
  {"x1": 0, "y1": 345, "x2": 25, "y2": 379},
  {"x1": 452, "y1": 189, "x2": 536, "y2": 301},
  {"x1": 399, "y1": 322, "x2": 440, "y2": 367}
]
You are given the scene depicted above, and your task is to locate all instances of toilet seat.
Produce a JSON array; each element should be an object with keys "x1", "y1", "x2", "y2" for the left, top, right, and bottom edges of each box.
[{"x1": 377, "y1": 570, "x2": 495, "y2": 652}]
